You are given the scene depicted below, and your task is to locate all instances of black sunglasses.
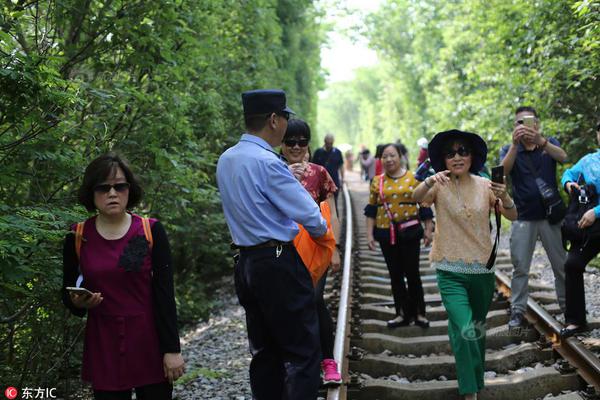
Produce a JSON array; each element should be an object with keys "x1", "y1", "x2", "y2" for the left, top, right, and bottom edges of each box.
[
  {"x1": 283, "y1": 138, "x2": 309, "y2": 147},
  {"x1": 94, "y1": 182, "x2": 130, "y2": 193},
  {"x1": 444, "y1": 146, "x2": 471, "y2": 159}
]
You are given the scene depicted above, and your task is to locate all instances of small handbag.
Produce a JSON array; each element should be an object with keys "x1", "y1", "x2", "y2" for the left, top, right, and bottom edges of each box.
[
  {"x1": 561, "y1": 183, "x2": 600, "y2": 249},
  {"x1": 378, "y1": 174, "x2": 423, "y2": 244},
  {"x1": 523, "y1": 154, "x2": 566, "y2": 224}
]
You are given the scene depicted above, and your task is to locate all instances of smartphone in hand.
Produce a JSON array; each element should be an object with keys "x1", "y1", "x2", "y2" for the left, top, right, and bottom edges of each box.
[
  {"x1": 66, "y1": 287, "x2": 93, "y2": 297},
  {"x1": 491, "y1": 165, "x2": 504, "y2": 184},
  {"x1": 522, "y1": 115, "x2": 535, "y2": 128}
]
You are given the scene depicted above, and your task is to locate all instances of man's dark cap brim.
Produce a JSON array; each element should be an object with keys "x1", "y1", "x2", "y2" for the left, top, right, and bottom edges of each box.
[
  {"x1": 428, "y1": 129, "x2": 488, "y2": 173},
  {"x1": 242, "y1": 89, "x2": 295, "y2": 116}
]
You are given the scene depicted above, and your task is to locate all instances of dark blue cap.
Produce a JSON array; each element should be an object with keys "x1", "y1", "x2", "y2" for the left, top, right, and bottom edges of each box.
[{"x1": 242, "y1": 89, "x2": 295, "y2": 116}]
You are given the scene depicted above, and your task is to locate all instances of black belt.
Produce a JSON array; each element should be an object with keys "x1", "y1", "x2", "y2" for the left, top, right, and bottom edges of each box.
[{"x1": 231, "y1": 240, "x2": 293, "y2": 251}]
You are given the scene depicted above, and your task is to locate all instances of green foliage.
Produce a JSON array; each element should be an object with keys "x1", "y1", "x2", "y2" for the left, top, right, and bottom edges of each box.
[
  {"x1": 319, "y1": 0, "x2": 600, "y2": 163},
  {"x1": 0, "y1": 0, "x2": 324, "y2": 393}
]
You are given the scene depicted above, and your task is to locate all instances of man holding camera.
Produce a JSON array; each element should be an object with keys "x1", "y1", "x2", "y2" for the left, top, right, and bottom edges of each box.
[{"x1": 500, "y1": 106, "x2": 568, "y2": 329}]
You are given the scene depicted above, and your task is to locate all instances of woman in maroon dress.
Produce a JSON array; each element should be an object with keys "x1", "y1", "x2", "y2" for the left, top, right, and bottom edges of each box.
[
  {"x1": 281, "y1": 119, "x2": 342, "y2": 385},
  {"x1": 62, "y1": 153, "x2": 185, "y2": 399}
]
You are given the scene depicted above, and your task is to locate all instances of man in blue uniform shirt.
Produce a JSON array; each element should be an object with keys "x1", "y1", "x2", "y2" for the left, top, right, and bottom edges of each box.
[{"x1": 217, "y1": 89, "x2": 328, "y2": 400}]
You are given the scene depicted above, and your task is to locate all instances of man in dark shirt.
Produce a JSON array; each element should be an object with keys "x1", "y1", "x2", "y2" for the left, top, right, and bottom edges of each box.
[
  {"x1": 500, "y1": 106, "x2": 568, "y2": 329},
  {"x1": 312, "y1": 134, "x2": 344, "y2": 204}
]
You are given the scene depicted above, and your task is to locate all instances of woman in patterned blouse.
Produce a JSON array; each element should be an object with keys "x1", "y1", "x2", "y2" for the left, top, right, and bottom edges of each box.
[
  {"x1": 281, "y1": 118, "x2": 342, "y2": 385},
  {"x1": 364, "y1": 143, "x2": 434, "y2": 329}
]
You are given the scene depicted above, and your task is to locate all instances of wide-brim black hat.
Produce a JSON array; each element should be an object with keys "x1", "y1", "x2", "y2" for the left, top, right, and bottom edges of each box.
[{"x1": 428, "y1": 129, "x2": 487, "y2": 173}]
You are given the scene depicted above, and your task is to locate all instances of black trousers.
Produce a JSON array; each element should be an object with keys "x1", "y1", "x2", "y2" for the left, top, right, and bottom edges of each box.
[
  {"x1": 93, "y1": 382, "x2": 172, "y2": 400},
  {"x1": 379, "y1": 238, "x2": 425, "y2": 319},
  {"x1": 234, "y1": 245, "x2": 320, "y2": 400},
  {"x1": 564, "y1": 239, "x2": 600, "y2": 325},
  {"x1": 314, "y1": 270, "x2": 334, "y2": 360}
]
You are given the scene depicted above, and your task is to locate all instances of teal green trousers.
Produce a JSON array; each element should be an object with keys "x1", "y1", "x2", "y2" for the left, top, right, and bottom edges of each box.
[{"x1": 436, "y1": 269, "x2": 495, "y2": 395}]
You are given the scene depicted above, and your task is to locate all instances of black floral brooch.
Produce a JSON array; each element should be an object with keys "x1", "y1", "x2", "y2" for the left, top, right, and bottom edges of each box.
[{"x1": 118, "y1": 235, "x2": 149, "y2": 272}]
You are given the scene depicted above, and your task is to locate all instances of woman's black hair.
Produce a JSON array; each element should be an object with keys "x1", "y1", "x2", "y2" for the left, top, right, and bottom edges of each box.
[
  {"x1": 382, "y1": 142, "x2": 410, "y2": 170},
  {"x1": 78, "y1": 152, "x2": 143, "y2": 212},
  {"x1": 375, "y1": 144, "x2": 385, "y2": 159},
  {"x1": 284, "y1": 118, "x2": 311, "y2": 140}
]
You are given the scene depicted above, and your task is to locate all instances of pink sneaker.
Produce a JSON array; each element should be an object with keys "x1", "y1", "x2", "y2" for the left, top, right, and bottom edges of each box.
[{"x1": 321, "y1": 358, "x2": 342, "y2": 385}]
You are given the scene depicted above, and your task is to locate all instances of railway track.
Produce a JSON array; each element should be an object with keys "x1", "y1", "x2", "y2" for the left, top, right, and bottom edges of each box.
[{"x1": 325, "y1": 182, "x2": 600, "y2": 400}]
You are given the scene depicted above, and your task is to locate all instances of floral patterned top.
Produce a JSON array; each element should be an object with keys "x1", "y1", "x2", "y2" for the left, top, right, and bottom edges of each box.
[{"x1": 300, "y1": 162, "x2": 338, "y2": 203}]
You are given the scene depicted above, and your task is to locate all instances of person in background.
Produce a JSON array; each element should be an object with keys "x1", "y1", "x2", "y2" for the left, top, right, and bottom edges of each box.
[
  {"x1": 312, "y1": 134, "x2": 345, "y2": 206},
  {"x1": 360, "y1": 149, "x2": 376, "y2": 182},
  {"x1": 417, "y1": 137, "x2": 429, "y2": 166},
  {"x1": 281, "y1": 118, "x2": 342, "y2": 385},
  {"x1": 413, "y1": 130, "x2": 517, "y2": 400},
  {"x1": 500, "y1": 106, "x2": 568, "y2": 330},
  {"x1": 365, "y1": 143, "x2": 434, "y2": 329},
  {"x1": 62, "y1": 153, "x2": 185, "y2": 400},
  {"x1": 345, "y1": 148, "x2": 355, "y2": 172},
  {"x1": 559, "y1": 121, "x2": 600, "y2": 338},
  {"x1": 374, "y1": 144, "x2": 384, "y2": 176},
  {"x1": 217, "y1": 89, "x2": 328, "y2": 399}
]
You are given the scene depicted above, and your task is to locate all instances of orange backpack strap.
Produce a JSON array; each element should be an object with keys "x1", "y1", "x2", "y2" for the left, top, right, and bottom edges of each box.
[
  {"x1": 75, "y1": 221, "x2": 85, "y2": 261},
  {"x1": 141, "y1": 217, "x2": 154, "y2": 250}
]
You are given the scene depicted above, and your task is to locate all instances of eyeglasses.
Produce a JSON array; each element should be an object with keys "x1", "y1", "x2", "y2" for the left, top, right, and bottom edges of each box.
[
  {"x1": 94, "y1": 182, "x2": 130, "y2": 193},
  {"x1": 444, "y1": 146, "x2": 471, "y2": 159},
  {"x1": 283, "y1": 138, "x2": 309, "y2": 147}
]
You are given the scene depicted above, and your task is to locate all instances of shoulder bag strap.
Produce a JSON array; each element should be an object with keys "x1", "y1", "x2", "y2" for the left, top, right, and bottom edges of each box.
[
  {"x1": 141, "y1": 217, "x2": 154, "y2": 250},
  {"x1": 75, "y1": 222, "x2": 85, "y2": 261},
  {"x1": 73, "y1": 221, "x2": 85, "y2": 286},
  {"x1": 522, "y1": 151, "x2": 541, "y2": 179},
  {"x1": 485, "y1": 199, "x2": 501, "y2": 270},
  {"x1": 379, "y1": 175, "x2": 397, "y2": 245}
]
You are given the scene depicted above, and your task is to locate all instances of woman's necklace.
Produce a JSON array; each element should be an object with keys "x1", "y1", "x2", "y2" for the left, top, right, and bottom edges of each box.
[
  {"x1": 453, "y1": 176, "x2": 472, "y2": 218},
  {"x1": 386, "y1": 167, "x2": 406, "y2": 179},
  {"x1": 96, "y1": 213, "x2": 132, "y2": 240}
]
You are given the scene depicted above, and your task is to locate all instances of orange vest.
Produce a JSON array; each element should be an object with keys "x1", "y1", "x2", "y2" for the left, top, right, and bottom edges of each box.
[{"x1": 293, "y1": 201, "x2": 336, "y2": 286}]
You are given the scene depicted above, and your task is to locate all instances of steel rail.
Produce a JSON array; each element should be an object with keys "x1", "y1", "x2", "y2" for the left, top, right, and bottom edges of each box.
[
  {"x1": 495, "y1": 270, "x2": 600, "y2": 391},
  {"x1": 327, "y1": 183, "x2": 353, "y2": 400}
]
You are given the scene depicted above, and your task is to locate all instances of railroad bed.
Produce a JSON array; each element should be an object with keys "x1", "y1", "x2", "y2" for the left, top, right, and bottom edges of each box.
[{"x1": 324, "y1": 184, "x2": 600, "y2": 400}]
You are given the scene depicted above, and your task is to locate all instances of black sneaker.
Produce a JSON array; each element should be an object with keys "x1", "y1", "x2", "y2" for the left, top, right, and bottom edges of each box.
[{"x1": 508, "y1": 311, "x2": 525, "y2": 329}]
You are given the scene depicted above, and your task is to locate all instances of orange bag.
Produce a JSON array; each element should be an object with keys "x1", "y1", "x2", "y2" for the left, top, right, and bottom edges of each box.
[{"x1": 293, "y1": 201, "x2": 337, "y2": 286}]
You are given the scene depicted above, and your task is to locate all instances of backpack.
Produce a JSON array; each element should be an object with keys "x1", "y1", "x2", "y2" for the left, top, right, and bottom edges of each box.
[
  {"x1": 74, "y1": 215, "x2": 154, "y2": 260},
  {"x1": 561, "y1": 184, "x2": 600, "y2": 250}
]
